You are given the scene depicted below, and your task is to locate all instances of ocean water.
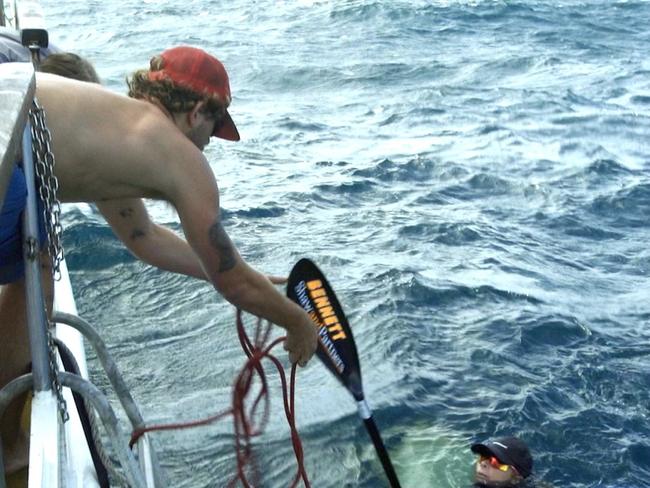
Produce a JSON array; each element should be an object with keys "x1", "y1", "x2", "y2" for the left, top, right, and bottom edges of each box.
[{"x1": 38, "y1": 0, "x2": 650, "y2": 487}]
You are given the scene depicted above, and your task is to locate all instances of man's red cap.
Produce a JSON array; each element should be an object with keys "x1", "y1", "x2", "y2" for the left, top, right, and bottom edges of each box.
[{"x1": 148, "y1": 46, "x2": 240, "y2": 141}]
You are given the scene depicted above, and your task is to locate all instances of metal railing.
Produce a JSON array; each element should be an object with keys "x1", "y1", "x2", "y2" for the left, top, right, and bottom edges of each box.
[
  {"x1": 54, "y1": 312, "x2": 167, "y2": 488},
  {"x1": 0, "y1": 84, "x2": 166, "y2": 488},
  {"x1": 0, "y1": 369, "x2": 163, "y2": 488},
  {"x1": 0, "y1": 0, "x2": 17, "y2": 28},
  {"x1": 0, "y1": 2, "x2": 166, "y2": 486}
]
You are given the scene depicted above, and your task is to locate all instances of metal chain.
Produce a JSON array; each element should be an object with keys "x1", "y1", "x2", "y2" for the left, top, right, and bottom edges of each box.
[
  {"x1": 29, "y1": 98, "x2": 69, "y2": 423},
  {"x1": 46, "y1": 316, "x2": 69, "y2": 423},
  {"x1": 29, "y1": 99, "x2": 64, "y2": 280}
]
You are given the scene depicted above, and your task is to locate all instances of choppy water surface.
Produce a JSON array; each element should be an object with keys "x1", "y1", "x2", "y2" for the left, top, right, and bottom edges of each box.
[{"x1": 40, "y1": 0, "x2": 650, "y2": 486}]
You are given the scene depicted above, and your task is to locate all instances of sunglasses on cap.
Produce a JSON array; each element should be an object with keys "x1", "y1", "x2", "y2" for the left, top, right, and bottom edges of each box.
[{"x1": 478, "y1": 454, "x2": 517, "y2": 474}]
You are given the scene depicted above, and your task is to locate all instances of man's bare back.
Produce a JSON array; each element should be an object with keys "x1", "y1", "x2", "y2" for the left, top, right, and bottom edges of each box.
[
  {"x1": 33, "y1": 70, "x2": 318, "y2": 363},
  {"x1": 36, "y1": 73, "x2": 204, "y2": 203}
]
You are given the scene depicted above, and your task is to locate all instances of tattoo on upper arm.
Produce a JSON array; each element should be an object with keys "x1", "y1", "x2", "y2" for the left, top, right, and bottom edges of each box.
[
  {"x1": 119, "y1": 208, "x2": 134, "y2": 218},
  {"x1": 209, "y1": 221, "x2": 237, "y2": 272},
  {"x1": 130, "y1": 229, "x2": 145, "y2": 240}
]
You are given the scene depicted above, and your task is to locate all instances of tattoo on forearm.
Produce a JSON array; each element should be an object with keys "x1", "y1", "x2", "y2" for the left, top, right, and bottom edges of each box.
[
  {"x1": 130, "y1": 229, "x2": 145, "y2": 240},
  {"x1": 209, "y1": 221, "x2": 237, "y2": 272}
]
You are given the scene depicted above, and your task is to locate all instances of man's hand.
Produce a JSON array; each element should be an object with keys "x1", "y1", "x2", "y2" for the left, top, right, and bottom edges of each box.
[{"x1": 284, "y1": 312, "x2": 318, "y2": 367}]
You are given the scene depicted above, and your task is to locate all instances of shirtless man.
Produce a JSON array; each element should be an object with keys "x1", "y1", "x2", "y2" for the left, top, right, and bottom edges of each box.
[{"x1": 0, "y1": 45, "x2": 318, "y2": 475}]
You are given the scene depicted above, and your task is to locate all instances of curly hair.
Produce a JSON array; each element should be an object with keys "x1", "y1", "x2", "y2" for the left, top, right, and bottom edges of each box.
[{"x1": 126, "y1": 55, "x2": 226, "y2": 120}]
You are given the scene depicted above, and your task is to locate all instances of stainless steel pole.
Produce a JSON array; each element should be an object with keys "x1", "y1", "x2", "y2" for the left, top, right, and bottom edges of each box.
[{"x1": 21, "y1": 122, "x2": 51, "y2": 392}]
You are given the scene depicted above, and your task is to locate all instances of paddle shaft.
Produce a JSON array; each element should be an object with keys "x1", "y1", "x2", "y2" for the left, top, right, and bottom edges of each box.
[{"x1": 358, "y1": 400, "x2": 402, "y2": 488}]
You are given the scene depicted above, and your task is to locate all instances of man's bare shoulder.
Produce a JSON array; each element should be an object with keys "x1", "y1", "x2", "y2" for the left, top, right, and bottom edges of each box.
[
  {"x1": 35, "y1": 73, "x2": 154, "y2": 121},
  {"x1": 36, "y1": 72, "x2": 193, "y2": 152},
  {"x1": 34, "y1": 73, "x2": 210, "y2": 203},
  {"x1": 36, "y1": 72, "x2": 124, "y2": 103}
]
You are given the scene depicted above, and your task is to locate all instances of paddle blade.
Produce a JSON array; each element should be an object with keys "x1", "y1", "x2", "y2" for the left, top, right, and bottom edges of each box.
[{"x1": 287, "y1": 258, "x2": 364, "y2": 401}]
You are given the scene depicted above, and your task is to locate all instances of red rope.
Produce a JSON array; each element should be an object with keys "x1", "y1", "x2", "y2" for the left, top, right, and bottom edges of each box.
[{"x1": 129, "y1": 309, "x2": 311, "y2": 488}]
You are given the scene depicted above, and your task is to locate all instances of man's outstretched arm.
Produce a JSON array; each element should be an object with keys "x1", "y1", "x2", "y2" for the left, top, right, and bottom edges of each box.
[
  {"x1": 171, "y1": 167, "x2": 318, "y2": 366},
  {"x1": 202, "y1": 219, "x2": 318, "y2": 366},
  {"x1": 98, "y1": 198, "x2": 288, "y2": 285},
  {"x1": 97, "y1": 198, "x2": 208, "y2": 280}
]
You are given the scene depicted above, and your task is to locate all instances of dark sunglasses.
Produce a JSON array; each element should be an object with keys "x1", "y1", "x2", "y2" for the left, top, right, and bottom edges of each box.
[{"x1": 211, "y1": 113, "x2": 226, "y2": 134}]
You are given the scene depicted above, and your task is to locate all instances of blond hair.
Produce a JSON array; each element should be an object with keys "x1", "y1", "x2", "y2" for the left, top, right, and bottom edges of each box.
[{"x1": 38, "y1": 53, "x2": 100, "y2": 84}]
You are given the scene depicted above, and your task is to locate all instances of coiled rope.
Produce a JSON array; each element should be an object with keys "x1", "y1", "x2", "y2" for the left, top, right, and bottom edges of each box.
[{"x1": 129, "y1": 309, "x2": 311, "y2": 488}]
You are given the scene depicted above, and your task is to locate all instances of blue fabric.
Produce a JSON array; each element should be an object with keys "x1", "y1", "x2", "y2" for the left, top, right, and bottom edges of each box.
[{"x1": 0, "y1": 165, "x2": 47, "y2": 284}]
